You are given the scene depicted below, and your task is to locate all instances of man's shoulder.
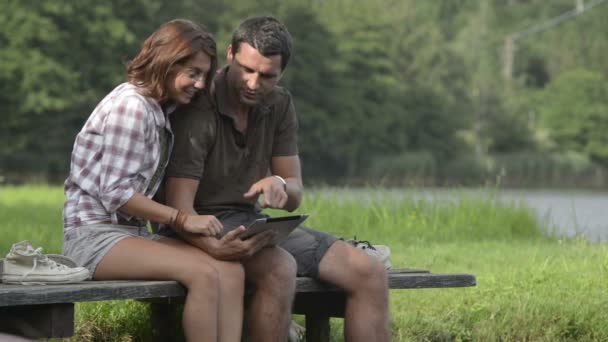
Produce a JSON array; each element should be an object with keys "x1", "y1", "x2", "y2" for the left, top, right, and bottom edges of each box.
[
  {"x1": 185, "y1": 93, "x2": 215, "y2": 113},
  {"x1": 265, "y1": 85, "x2": 293, "y2": 108},
  {"x1": 172, "y1": 94, "x2": 216, "y2": 122},
  {"x1": 170, "y1": 94, "x2": 218, "y2": 138}
]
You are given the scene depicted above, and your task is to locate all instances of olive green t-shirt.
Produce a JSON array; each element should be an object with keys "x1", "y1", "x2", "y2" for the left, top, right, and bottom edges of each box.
[{"x1": 165, "y1": 68, "x2": 298, "y2": 214}]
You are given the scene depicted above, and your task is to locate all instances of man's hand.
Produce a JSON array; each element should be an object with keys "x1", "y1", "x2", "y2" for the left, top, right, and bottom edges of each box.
[
  {"x1": 182, "y1": 214, "x2": 223, "y2": 237},
  {"x1": 185, "y1": 226, "x2": 276, "y2": 261},
  {"x1": 243, "y1": 176, "x2": 288, "y2": 209}
]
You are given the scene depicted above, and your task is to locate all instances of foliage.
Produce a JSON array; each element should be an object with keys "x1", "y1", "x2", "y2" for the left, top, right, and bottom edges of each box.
[
  {"x1": 539, "y1": 69, "x2": 608, "y2": 166},
  {"x1": 1, "y1": 0, "x2": 608, "y2": 186}
]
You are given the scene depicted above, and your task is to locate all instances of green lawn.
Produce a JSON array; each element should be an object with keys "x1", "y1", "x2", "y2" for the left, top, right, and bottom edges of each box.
[{"x1": 1, "y1": 186, "x2": 606, "y2": 341}]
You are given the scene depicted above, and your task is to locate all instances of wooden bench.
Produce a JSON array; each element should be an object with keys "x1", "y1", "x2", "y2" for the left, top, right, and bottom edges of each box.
[{"x1": 0, "y1": 269, "x2": 475, "y2": 341}]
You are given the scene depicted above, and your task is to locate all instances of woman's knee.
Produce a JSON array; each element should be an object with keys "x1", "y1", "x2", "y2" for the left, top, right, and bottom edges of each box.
[
  {"x1": 180, "y1": 261, "x2": 220, "y2": 291},
  {"x1": 224, "y1": 261, "x2": 245, "y2": 280},
  {"x1": 217, "y1": 261, "x2": 245, "y2": 291}
]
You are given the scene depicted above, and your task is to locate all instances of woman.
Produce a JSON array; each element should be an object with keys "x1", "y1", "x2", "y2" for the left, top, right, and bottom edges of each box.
[{"x1": 62, "y1": 19, "x2": 244, "y2": 342}]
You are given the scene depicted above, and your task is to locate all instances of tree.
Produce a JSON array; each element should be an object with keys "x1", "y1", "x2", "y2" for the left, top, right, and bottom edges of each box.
[
  {"x1": 540, "y1": 69, "x2": 608, "y2": 165},
  {"x1": 0, "y1": 0, "x2": 160, "y2": 180}
]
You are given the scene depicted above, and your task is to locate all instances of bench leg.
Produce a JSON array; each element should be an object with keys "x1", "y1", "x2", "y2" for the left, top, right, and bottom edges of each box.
[
  {"x1": 150, "y1": 301, "x2": 182, "y2": 342},
  {"x1": 305, "y1": 314, "x2": 330, "y2": 342},
  {"x1": 0, "y1": 303, "x2": 74, "y2": 338}
]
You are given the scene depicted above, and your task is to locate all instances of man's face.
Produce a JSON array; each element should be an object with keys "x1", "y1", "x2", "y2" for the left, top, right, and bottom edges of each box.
[{"x1": 226, "y1": 42, "x2": 283, "y2": 106}]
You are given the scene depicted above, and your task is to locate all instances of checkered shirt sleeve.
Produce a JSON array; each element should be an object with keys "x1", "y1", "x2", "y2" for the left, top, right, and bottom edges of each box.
[
  {"x1": 97, "y1": 95, "x2": 148, "y2": 211},
  {"x1": 63, "y1": 83, "x2": 163, "y2": 228}
]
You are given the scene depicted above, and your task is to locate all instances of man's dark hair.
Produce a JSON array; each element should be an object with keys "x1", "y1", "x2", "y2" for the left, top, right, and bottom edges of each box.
[{"x1": 231, "y1": 16, "x2": 293, "y2": 71}]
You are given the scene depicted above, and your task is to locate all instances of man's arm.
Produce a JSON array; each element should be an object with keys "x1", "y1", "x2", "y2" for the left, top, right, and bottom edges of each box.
[
  {"x1": 271, "y1": 155, "x2": 303, "y2": 211},
  {"x1": 165, "y1": 177, "x2": 274, "y2": 261},
  {"x1": 165, "y1": 177, "x2": 200, "y2": 216},
  {"x1": 243, "y1": 155, "x2": 303, "y2": 212}
]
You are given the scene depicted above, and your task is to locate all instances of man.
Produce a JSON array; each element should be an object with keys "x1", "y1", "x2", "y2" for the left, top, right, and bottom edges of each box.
[{"x1": 163, "y1": 16, "x2": 389, "y2": 341}]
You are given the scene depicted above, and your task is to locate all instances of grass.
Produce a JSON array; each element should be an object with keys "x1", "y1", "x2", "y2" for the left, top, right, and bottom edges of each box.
[{"x1": 1, "y1": 185, "x2": 607, "y2": 341}]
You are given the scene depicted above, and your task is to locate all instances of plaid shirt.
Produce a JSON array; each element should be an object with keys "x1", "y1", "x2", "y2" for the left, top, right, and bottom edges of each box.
[{"x1": 63, "y1": 83, "x2": 173, "y2": 230}]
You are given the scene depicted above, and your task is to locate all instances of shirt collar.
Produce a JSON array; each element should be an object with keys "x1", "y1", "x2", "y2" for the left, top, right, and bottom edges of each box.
[
  {"x1": 152, "y1": 101, "x2": 179, "y2": 130},
  {"x1": 149, "y1": 101, "x2": 170, "y2": 129}
]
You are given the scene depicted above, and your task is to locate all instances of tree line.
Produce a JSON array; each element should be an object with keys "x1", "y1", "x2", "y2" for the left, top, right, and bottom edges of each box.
[{"x1": 1, "y1": 0, "x2": 607, "y2": 187}]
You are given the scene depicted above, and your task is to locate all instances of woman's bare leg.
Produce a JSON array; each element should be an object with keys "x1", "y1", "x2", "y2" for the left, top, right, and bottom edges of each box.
[
  {"x1": 95, "y1": 237, "x2": 244, "y2": 342},
  {"x1": 159, "y1": 237, "x2": 245, "y2": 342}
]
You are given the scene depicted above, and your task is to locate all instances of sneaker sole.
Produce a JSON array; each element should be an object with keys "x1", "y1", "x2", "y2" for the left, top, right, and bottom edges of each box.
[{"x1": 2, "y1": 271, "x2": 89, "y2": 285}]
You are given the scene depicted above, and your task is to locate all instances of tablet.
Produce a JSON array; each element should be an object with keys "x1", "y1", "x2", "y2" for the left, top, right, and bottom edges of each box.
[{"x1": 241, "y1": 214, "x2": 309, "y2": 244}]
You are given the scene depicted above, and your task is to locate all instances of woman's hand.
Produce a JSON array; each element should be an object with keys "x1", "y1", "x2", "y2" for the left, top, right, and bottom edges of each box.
[{"x1": 182, "y1": 214, "x2": 223, "y2": 237}]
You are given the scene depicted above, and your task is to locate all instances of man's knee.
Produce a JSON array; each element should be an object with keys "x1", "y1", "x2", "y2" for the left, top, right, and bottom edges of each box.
[
  {"x1": 352, "y1": 251, "x2": 387, "y2": 281},
  {"x1": 247, "y1": 247, "x2": 297, "y2": 288},
  {"x1": 262, "y1": 247, "x2": 297, "y2": 285},
  {"x1": 321, "y1": 242, "x2": 388, "y2": 291}
]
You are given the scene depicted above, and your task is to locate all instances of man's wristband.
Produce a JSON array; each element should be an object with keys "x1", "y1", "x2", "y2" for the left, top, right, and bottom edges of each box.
[{"x1": 273, "y1": 175, "x2": 287, "y2": 192}]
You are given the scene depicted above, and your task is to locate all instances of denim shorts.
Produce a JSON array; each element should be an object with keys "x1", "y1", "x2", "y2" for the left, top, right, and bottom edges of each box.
[{"x1": 63, "y1": 224, "x2": 164, "y2": 277}]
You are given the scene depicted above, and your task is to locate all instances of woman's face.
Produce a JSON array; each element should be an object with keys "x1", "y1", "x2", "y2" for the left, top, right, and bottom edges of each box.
[{"x1": 168, "y1": 52, "x2": 212, "y2": 105}]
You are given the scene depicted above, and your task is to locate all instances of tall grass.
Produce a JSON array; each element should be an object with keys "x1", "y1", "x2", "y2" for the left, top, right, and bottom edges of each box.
[
  {"x1": 0, "y1": 185, "x2": 65, "y2": 254},
  {"x1": 291, "y1": 189, "x2": 545, "y2": 244},
  {"x1": 1, "y1": 186, "x2": 606, "y2": 341}
]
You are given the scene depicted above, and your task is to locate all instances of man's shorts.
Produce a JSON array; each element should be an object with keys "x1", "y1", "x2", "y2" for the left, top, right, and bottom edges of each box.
[
  {"x1": 216, "y1": 210, "x2": 339, "y2": 278},
  {"x1": 63, "y1": 224, "x2": 164, "y2": 277}
]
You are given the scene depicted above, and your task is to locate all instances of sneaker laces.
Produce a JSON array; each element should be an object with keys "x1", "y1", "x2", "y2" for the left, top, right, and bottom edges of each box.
[
  {"x1": 17, "y1": 246, "x2": 70, "y2": 282},
  {"x1": 343, "y1": 236, "x2": 377, "y2": 250},
  {"x1": 341, "y1": 236, "x2": 391, "y2": 269}
]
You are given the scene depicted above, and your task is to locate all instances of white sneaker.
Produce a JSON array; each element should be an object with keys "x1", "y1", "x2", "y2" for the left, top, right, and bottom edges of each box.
[
  {"x1": 1, "y1": 241, "x2": 90, "y2": 285},
  {"x1": 288, "y1": 320, "x2": 305, "y2": 342},
  {"x1": 345, "y1": 238, "x2": 392, "y2": 269}
]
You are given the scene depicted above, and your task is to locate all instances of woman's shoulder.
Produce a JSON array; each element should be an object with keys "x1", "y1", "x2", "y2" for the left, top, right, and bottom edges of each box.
[
  {"x1": 107, "y1": 83, "x2": 159, "y2": 109},
  {"x1": 93, "y1": 83, "x2": 163, "y2": 124}
]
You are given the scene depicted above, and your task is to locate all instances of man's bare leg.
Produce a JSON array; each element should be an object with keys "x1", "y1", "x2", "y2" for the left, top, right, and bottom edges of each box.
[
  {"x1": 317, "y1": 241, "x2": 390, "y2": 342},
  {"x1": 95, "y1": 237, "x2": 245, "y2": 342},
  {"x1": 242, "y1": 246, "x2": 297, "y2": 341}
]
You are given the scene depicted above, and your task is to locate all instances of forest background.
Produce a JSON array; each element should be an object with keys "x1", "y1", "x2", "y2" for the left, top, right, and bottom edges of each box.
[{"x1": 2, "y1": 0, "x2": 608, "y2": 188}]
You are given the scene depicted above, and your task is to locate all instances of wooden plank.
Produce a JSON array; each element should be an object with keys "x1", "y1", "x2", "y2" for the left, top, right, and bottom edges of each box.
[
  {"x1": 0, "y1": 271, "x2": 475, "y2": 307},
  {"x1": 0, "y1": 281, "x2": 186, "y2": 307},
  {"x1": 294, "y1": 273, "x2": 476, "y2": 292},
  {"x1": 388, "y1": 268, "x2": 431, "y2": 274},
  {"x1": 389, "y1": 273, "x2": 476, "y2": 289},
  {"x1": 0, "y1": 270, "x2": 475, "y2": 339},
  {"x1": 0, "y1": 303, "x2": 74, "y2": 338}
]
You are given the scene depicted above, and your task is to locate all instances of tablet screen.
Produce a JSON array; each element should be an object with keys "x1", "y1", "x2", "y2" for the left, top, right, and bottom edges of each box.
[{"x1": 241, "y1": 214, "x2": 309, "y2": 243}]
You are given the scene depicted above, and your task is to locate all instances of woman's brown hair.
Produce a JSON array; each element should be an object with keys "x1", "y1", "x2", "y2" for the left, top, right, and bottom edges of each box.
[{"x1": 127, "y1": 19, "x2": 217, "y2": 103}]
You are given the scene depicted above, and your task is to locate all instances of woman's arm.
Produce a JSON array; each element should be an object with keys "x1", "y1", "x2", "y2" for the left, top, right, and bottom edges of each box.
[{"x1": 120, "y1": 192, "x2": 222, "y2": 237}]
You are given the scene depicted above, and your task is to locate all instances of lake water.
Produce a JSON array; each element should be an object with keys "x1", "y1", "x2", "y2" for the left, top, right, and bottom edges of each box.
[
  {"x1": 311, "y1": 188, "x2": 608, "y2": 243},
  {"x1": 489, "y1": 189, "x2": 608, "y2": 242}
]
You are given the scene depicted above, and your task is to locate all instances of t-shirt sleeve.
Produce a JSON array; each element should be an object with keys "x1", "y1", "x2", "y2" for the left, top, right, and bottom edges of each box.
[
  {"x1": 166, "y1": 98, "x2": 216, "y2": 179},
  {"x1": 272, "y1": 94, "x2": 299, "y2": 157}
]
